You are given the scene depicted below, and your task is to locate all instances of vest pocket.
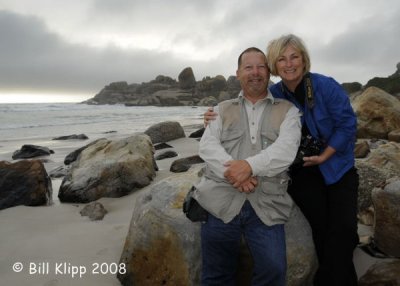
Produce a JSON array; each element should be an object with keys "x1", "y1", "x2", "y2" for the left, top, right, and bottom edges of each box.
[
  {"x1": 221, "y1": 128, "x2": 243, "y2": 152},
  {"x1": 259, "y1": 176, "x2": 289, "y2": 195},
  {"x1": 260, "y1": 130, "x2": 278, "y2": 149}
]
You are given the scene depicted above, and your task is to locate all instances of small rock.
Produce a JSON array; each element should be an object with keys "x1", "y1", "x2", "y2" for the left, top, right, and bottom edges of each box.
[
  {"x1": 170, "y1": 155, "x2": 204, "y2": 172},
  {"x1": 189, "y1": 127, "x2": 205, "y2": 139},
  {"x1": 80, "y1": 202, "x2": 108, "y2": 221},
  {"x1": 12, "y1": 144, "x2": 54, "y2": 159},
  {"x1": 154, "y1": 142, "x2": 173, "y2": 150},
  {"x1": 52, "y1": 134, "x2": 89, "y2": 140},
  {"x1": 155, "y1": 150, "x2": 178, "y2": 160}
]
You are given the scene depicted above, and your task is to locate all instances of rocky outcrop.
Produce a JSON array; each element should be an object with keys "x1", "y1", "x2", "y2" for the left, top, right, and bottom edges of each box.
[
  {"x1": 118, "y1": 166, "x2": 317, "y2": 286},
  {"x1": 83, "y1": 63, "x2": 400, "y2": 106},
  {"x1": 342, "y1": 82, "x2": 362, "y2": 94},
  {"x1": 0, "y1": 160, "x2": 52, "y2": 210},
  {"x1": 12, "y1": 144, "x2": 54, "y2": 159},
  {"x1": 82, "y1": 68, "x2": 240, "y2": 106},
  {"x1": 365, "y1": 63, "x2": 400, "y2": 95},
  {"x1": 352, "y1": 87, "x2": 400, "y2": 139},
  {"x1": 144, "y1": 121, "x2": 186, "y2": 144},
  {"x1": 58, "y1": 134, "x2": 156, "y2": 203}
]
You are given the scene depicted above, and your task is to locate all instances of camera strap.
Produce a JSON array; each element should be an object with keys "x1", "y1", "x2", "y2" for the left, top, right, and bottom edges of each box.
[
  {"x1": 304, "y1": 73, "x2": 324, "y2": 141},
  {"x1": 304, "y1": 73, "x2": 314, "y2": 109}
]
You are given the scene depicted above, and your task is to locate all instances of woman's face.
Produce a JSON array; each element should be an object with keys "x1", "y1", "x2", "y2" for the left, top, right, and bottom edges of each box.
[{"x1": 276, "y1": 45, "x2": 305, "y2": 89}]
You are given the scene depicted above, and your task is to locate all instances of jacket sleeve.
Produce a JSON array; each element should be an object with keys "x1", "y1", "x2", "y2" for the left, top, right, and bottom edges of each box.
[{"x1": 319, "y1": 78, "x2": 357, "y2": 152}]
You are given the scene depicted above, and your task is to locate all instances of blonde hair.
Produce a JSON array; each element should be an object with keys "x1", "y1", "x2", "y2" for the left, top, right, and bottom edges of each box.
[{"x1": 266, "y1": 34, "x2": 311, "y2": 76}]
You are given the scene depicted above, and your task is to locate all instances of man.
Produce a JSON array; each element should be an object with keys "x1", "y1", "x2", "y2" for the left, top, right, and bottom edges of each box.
[{"x1": 193, "y1": 47, "x2": 302, "y2": 286}]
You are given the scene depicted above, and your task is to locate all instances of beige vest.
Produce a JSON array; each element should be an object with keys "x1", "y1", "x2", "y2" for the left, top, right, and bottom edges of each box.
[{"x1": 194, "y1": 96, "x2": 294, "y2": 226}]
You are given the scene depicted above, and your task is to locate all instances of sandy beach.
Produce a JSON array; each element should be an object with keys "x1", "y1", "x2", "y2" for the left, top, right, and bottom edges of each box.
[
  {"x1": 0, "y1": 132, "x2": 384, "y2": 285},
  {"x1": 0, "y1": 133, "x2": 203, "y2": 286}
]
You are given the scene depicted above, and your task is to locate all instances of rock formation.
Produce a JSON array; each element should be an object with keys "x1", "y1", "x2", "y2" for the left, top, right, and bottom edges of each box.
[
  {"x1": 84, "y1": 63, "x2": 400, "y2": 106},
  {"x1": 83, "y1": 68, "x2": 240, "y2": 106}
]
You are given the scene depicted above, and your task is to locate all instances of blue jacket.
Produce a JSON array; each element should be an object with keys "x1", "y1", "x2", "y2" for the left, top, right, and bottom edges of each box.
[{"x1": 270, "y1": 73, "x2": 357, "y2": 185}]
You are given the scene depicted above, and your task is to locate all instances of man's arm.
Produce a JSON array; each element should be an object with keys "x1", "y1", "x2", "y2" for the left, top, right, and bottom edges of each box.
[{"x1": 198, "y1": 106, "x2": 233, "y2": 179}]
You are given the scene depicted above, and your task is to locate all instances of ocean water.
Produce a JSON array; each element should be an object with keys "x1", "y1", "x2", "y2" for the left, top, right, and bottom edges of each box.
[{"x1": 0, "y1": 103, "x2": 207, "y2": 159}]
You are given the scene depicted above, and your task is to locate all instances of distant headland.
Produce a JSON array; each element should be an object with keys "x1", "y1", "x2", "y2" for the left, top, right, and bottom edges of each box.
[{"x1": 82, "y1": 63, "x2": 400, "y2": 106}]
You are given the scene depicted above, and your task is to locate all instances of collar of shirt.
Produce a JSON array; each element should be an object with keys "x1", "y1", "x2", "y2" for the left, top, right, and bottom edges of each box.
[
  {"x1": 237, "y1": 90, "x2": 273, "y2": 144},
  {"x1": 237, "y1": 89, "x2": 275, "y2": 105}
]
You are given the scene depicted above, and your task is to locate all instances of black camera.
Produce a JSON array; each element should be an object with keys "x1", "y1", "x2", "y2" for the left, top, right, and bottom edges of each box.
[{"x1": 291, "y1": 134, "x2": 323, "y2": 168}]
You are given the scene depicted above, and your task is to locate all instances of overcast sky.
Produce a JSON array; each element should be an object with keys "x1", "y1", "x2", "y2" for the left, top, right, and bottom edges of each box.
[{"x1": 0, "y1": 0, "x2": 399, "y2": 102}]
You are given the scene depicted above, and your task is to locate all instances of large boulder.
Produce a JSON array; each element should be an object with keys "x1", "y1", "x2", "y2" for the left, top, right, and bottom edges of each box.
[
  {"x1": 352, "y1": 87, "x2": 400, "y2": 139},
  {"x1": 372, "y1": 180, "x2": 400, "y2": 257},
  {"x1": 58, "y1": 134, "x2": 156, "y2": 203},
  {"x1": 364, "y1": 141, "x2": 400, "y2": 175},
  {"x1": 118, "y1": 166, "x2": 317, "y2": 286},
  {"x1": 355, "y1": 160, "x2": 393, "y2": 212},
  {"x1": 0, "y1": 160, "x2": 52, "y2": 210},
  {"x1": 144, "y1": 121, "x2": 186, "y2": 144}
]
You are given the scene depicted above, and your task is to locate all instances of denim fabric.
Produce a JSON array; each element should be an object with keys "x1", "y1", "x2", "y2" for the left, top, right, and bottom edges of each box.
[{"x1": 201, "y1": 201, "x2": 286, "y2": 286}]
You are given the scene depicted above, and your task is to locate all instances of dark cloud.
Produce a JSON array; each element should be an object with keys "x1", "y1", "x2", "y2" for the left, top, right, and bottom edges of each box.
[{"x1": 0, "y1": 10, "x2": 231, "y2": 94}]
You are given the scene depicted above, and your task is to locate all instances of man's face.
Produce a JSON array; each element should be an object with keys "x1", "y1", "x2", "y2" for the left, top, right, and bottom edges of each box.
[{"x1": 236, "y1": 51, "x2": 269, "y2": 100}]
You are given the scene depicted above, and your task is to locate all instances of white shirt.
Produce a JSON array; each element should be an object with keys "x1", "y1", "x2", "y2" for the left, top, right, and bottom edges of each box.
[{"x1": 199, "y1": 90, "x2": 301, "y2": 179}]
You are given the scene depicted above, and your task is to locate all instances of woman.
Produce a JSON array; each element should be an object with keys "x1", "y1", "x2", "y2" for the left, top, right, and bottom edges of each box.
[
  {"x1": 266, "y1": 34, "x2": 359, "y2": 286},
  {"x1": 204, "y1": 34, "x2": 359, "y2": 286}
]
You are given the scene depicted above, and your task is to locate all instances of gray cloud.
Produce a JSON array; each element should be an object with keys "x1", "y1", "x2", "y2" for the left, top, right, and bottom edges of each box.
[
  {"x1": 0, "y1": 0, "x2": 399, "y2": 102},
  {"x1": 0, "y1": 10, "x2": 224, "y2": 94},
  {"x1": 311, "y1": 8, "x2": 400, "y2": 83}
]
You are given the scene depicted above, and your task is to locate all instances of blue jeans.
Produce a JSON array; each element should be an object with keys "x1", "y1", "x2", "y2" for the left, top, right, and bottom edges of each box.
[{"x1": 201, "y1": 201, "x2": 286, "y2": 286}]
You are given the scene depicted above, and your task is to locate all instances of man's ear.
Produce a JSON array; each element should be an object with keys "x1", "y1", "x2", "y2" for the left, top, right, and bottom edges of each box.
[{"x1": 236, "y1": 70, "x2": 239, "y2": 79}]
